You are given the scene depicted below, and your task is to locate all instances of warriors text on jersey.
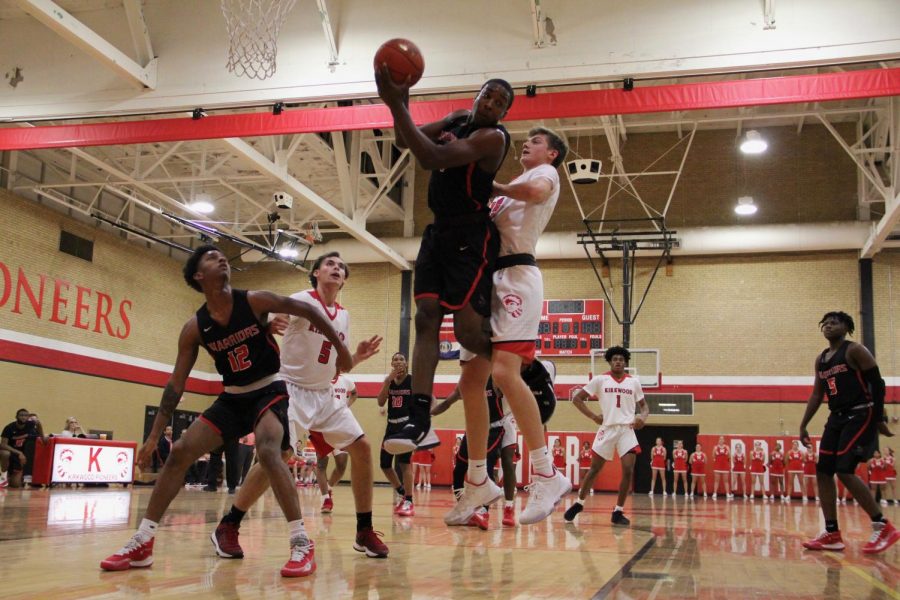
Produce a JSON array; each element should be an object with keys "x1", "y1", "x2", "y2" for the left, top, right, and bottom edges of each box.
[
  {"x1": 197, "y1": 289, "x2": 280, "y2": 387},
  {"x1": 279, "y1": 290, "x2": 349, "y2": 390},
  {"x1": 581, "y1": 372, "x2": 645, "y2": 426}
]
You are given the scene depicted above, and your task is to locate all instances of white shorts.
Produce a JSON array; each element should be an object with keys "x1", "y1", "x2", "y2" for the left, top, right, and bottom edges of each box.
[
  {"x1": 285, "y1": 382, "x2": 364, "y2": 457},
  {"x1": 491, "y1": 264, "x2": 543, "y2": 348},
  {"x1": 591, "y1": 424, "x2": 640, "y2": 461},
  {"x1": 501, "y1": 414, "x2": 518, "y2": 448}
]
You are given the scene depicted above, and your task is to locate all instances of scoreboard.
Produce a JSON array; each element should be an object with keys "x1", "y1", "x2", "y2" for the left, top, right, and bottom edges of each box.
[{"x1": 536, "y1": 299, "x2": 604, "y2": 356}]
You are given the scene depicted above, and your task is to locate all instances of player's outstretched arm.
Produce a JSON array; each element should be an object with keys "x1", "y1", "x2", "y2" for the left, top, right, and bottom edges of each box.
[
  {"x1": 376, "y1": 66, "x2": 505, "y2": 171},
  {"x1": 139, "y1": 319, "x2": 200, "y2": 468},
  {"x1": 493, "y1": 176, "x2": 554, "y2": 204},
  {"x1": 249, "y1": 290, "x2": 353, "y2": 372},
  {"x1": 431, "y1": 387, "x2": 461, "y2": 416},
  {"x1": 572, "y1": 388, "x2": 602, "y2": 425},
  {"x1": 798, "y1": 357, "x2": 826, "y2": 447},
  {"x1": 353, "y1": 335, "x2": 383, "y2": 367}
]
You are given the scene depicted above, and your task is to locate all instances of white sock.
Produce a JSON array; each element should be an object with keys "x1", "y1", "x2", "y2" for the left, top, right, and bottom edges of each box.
[
  {"x1": 575, "y1": 499, "x2": 584, "y2": 506},
  {"x1": 614, "y1": 505, "x2": 624, "y2": 513},
  {"x1": 467, "y1": 459, "x2": 487, "y2": 484},
  {"x1": 138, "y1": 518, "x2": 158, "y2": 539},
  {"x1": 529, "y1": 447, "x2": 553, "y2": 477},
  {"x1": 289, "y1": 519, "x2": 308, "y2": 542},
  {"x1": 505, "y1": 500, "x2": 514, "y2": 508}
]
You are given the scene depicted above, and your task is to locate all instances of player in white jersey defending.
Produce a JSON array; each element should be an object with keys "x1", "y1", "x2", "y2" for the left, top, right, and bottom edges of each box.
[
  {"x1": 211, "y1": 252, "x2": 389, "y2": 568},
  {"x1": 447, "y1": 128, "x2": 572, "y2": 527},
  {"x1": 318, "y1": 373, "x2": 356, "y2": 513},
  {"x1": 564, "y1": 346, "x2": 649, "y2": 526}
]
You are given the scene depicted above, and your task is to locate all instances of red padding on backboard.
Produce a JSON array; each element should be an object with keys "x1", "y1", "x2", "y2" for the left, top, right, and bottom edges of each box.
[{"x1": 1, "y1": 67, "x2": 899, "y2": 150}]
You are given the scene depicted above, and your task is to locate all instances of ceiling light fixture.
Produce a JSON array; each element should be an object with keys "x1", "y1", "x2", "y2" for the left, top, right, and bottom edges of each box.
[
  {"x1": 740, "y1": 130, "x2": 767, "y2": 154},
  {"x1": 188, "y1": 200, "x2": 214, "y2": 214},
  {"x1": 734, "y1": 196, "x2": 758, "y2": 216}
]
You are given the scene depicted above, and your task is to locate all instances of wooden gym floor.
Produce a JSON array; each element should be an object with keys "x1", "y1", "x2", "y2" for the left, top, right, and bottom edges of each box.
[{"x1": 0, "y1": 484, "x2": 896, "y2": 599}]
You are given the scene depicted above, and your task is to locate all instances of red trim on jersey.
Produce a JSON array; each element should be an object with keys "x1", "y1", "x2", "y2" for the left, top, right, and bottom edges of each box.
[
  {"x1": 199, "y1": 416, "x2": 222, "y2": 436},
  {"x1": 836, "y1": 406, "x2": 873, "y2": 455},
  {"x1": 253, "y1": 394, "x2": 287, "y2": 430},
  {"x1": 604, "y1": 371, "x2": 631, "y2": 383},
  {"x1": 439, "y1": 223, "x2": 493, "y2": 312},
  {"x1": 465, "y1": 163, "x2": 480, "y2": 211},
  {"x1": 414, "y1": 292, "x2": 440, "y2": 302},
  {"x1": 265, "y1": 332, "x2": 280, "y2": 356},
  {"x1": 493, "y1": 340, "x2": 536, "y2": 362},
  {"x1": 309, "y1": 290, "x2": 340, "y2": 320}
]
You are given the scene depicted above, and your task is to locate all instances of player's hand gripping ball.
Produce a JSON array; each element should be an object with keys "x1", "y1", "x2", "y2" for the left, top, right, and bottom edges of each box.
[{"x1": 374, "y1": 38, "x2": 424, "y2": 85}]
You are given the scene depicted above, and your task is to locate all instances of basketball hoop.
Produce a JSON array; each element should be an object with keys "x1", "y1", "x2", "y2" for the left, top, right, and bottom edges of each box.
[
  {"x1": 304, "y1": 221, "x2": 323, "y2": 244},
  {"x1": 221, "y1": 0, "x2": 298, "y2": 80}
]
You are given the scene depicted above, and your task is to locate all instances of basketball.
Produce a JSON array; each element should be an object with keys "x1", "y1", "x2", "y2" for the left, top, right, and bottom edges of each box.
[{"x1": 374, "y1": 38, "x2": 424, "y2": 86}]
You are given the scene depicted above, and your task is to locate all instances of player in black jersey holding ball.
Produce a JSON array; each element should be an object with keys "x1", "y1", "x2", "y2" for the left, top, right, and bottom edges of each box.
[
  {"x1": 799, "y1": 311, "x2": 898, "y2": 554},
  {"x1": 376, "y1": 66, "x2": 515, "y2": 524},
  {"x1": 101, "y1": 246, "x2": 352, "y2": 578}
]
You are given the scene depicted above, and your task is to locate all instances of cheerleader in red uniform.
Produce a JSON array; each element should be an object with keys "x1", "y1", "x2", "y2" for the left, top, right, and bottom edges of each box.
[
  {"x1": 578, "y1": 441, "x2": 592, "y2": 495},
  {"x1": 884, "y1": 447, "x2": 896, "y2": 505},
  {"x1": 690, "y1": 443, "x2": 708, "y2": 498},
  {"x1": 769, "y1": 443, "x2": 786, "y2": 501},
  {"x1": 552, "y1": 438, "x2": 566, "y2": 470},
  {"x1": 649, "y1": 437, "x2": 668, "y2": 495},
  {"x1": 869, "y1": 450, "x2": 888, "y2": 506},
  {"x1": 786, "y1": 440, "x2": 805, "y2": 500},
  {"x1": 673, "y1": 441, "x2": 689, "y2": 496},
  {"x1": 412, "y1": 448, "x2": 435, "y2": 489},
  {"x1": 749, "y1": 441, "x2": 767, "y2": 499},
  {"x1": 731, "y1": 442, "x2": 747, "y2": 498},
  {"x1": 802, "y1": 448, "x2": 818, "y2": 501},
  {"x1": 712, "y1": 436, "x2": 732, "y2": 499}
]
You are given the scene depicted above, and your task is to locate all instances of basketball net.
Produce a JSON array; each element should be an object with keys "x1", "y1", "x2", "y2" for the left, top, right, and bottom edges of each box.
[{"x1": 221, "y1": 0, "x2": 298, "y2": 80}]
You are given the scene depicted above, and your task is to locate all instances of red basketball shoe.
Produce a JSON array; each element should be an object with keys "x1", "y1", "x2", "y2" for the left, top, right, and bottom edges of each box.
[
  {"x1": 502, "y1": 505, "x2": 516, "y2": 527},
  {"x1": 353, "y1": 528, "x2": 389, "y2": 558},
  {"x1": 321, "y1": 494, "x2": 334, "y2": 514},
  {"x1": 210, "y1": 522, "x2": 243, "y2": 558},
  {"x1": 802, "y1": 530, "x2": 845, "y2": 551},
  {"x1": 862, "y1": 520, "x2": 900, "y2": 554},
  {"x1": 100, "y1": 534, "x2": 155, "y2": 571},
  {"x1": 281, "y1": 537, "x2": 316, "y2": 577},
  {"x1": 466, "y1": 508, "x2": 489, "y2": 530}
]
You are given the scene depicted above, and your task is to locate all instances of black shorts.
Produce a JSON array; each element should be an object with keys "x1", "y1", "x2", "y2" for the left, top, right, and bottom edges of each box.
[
  {"x1": 817, "y1": 405, "x2": 878, "y2": 475},
  {"x1": 414, "y1": 215, "x2": 499, "y2": 318},
  {"x1": 456, "y1": 427, "x2": 505, "y2": 466},
  {"x1": 8, "y1": 448, "x2": 23, "y2": 472},
  {"x1": 200, "y1": 380, "x2": 290, "y2": 451}
]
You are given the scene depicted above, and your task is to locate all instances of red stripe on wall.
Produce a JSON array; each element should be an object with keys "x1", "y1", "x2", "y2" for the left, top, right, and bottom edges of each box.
[
  {"x1": 2, "y1": 337, "x2": 896, "y2": 404},
  {"x1": 0, "y1": 338, "x2": 222, "y2": 395},
  {"x1": 354, "y1": 382, "x2": 899, "y2": 403},
  {"x1": 2, "y1": 68, "x2": 898, "y2": 151}
]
